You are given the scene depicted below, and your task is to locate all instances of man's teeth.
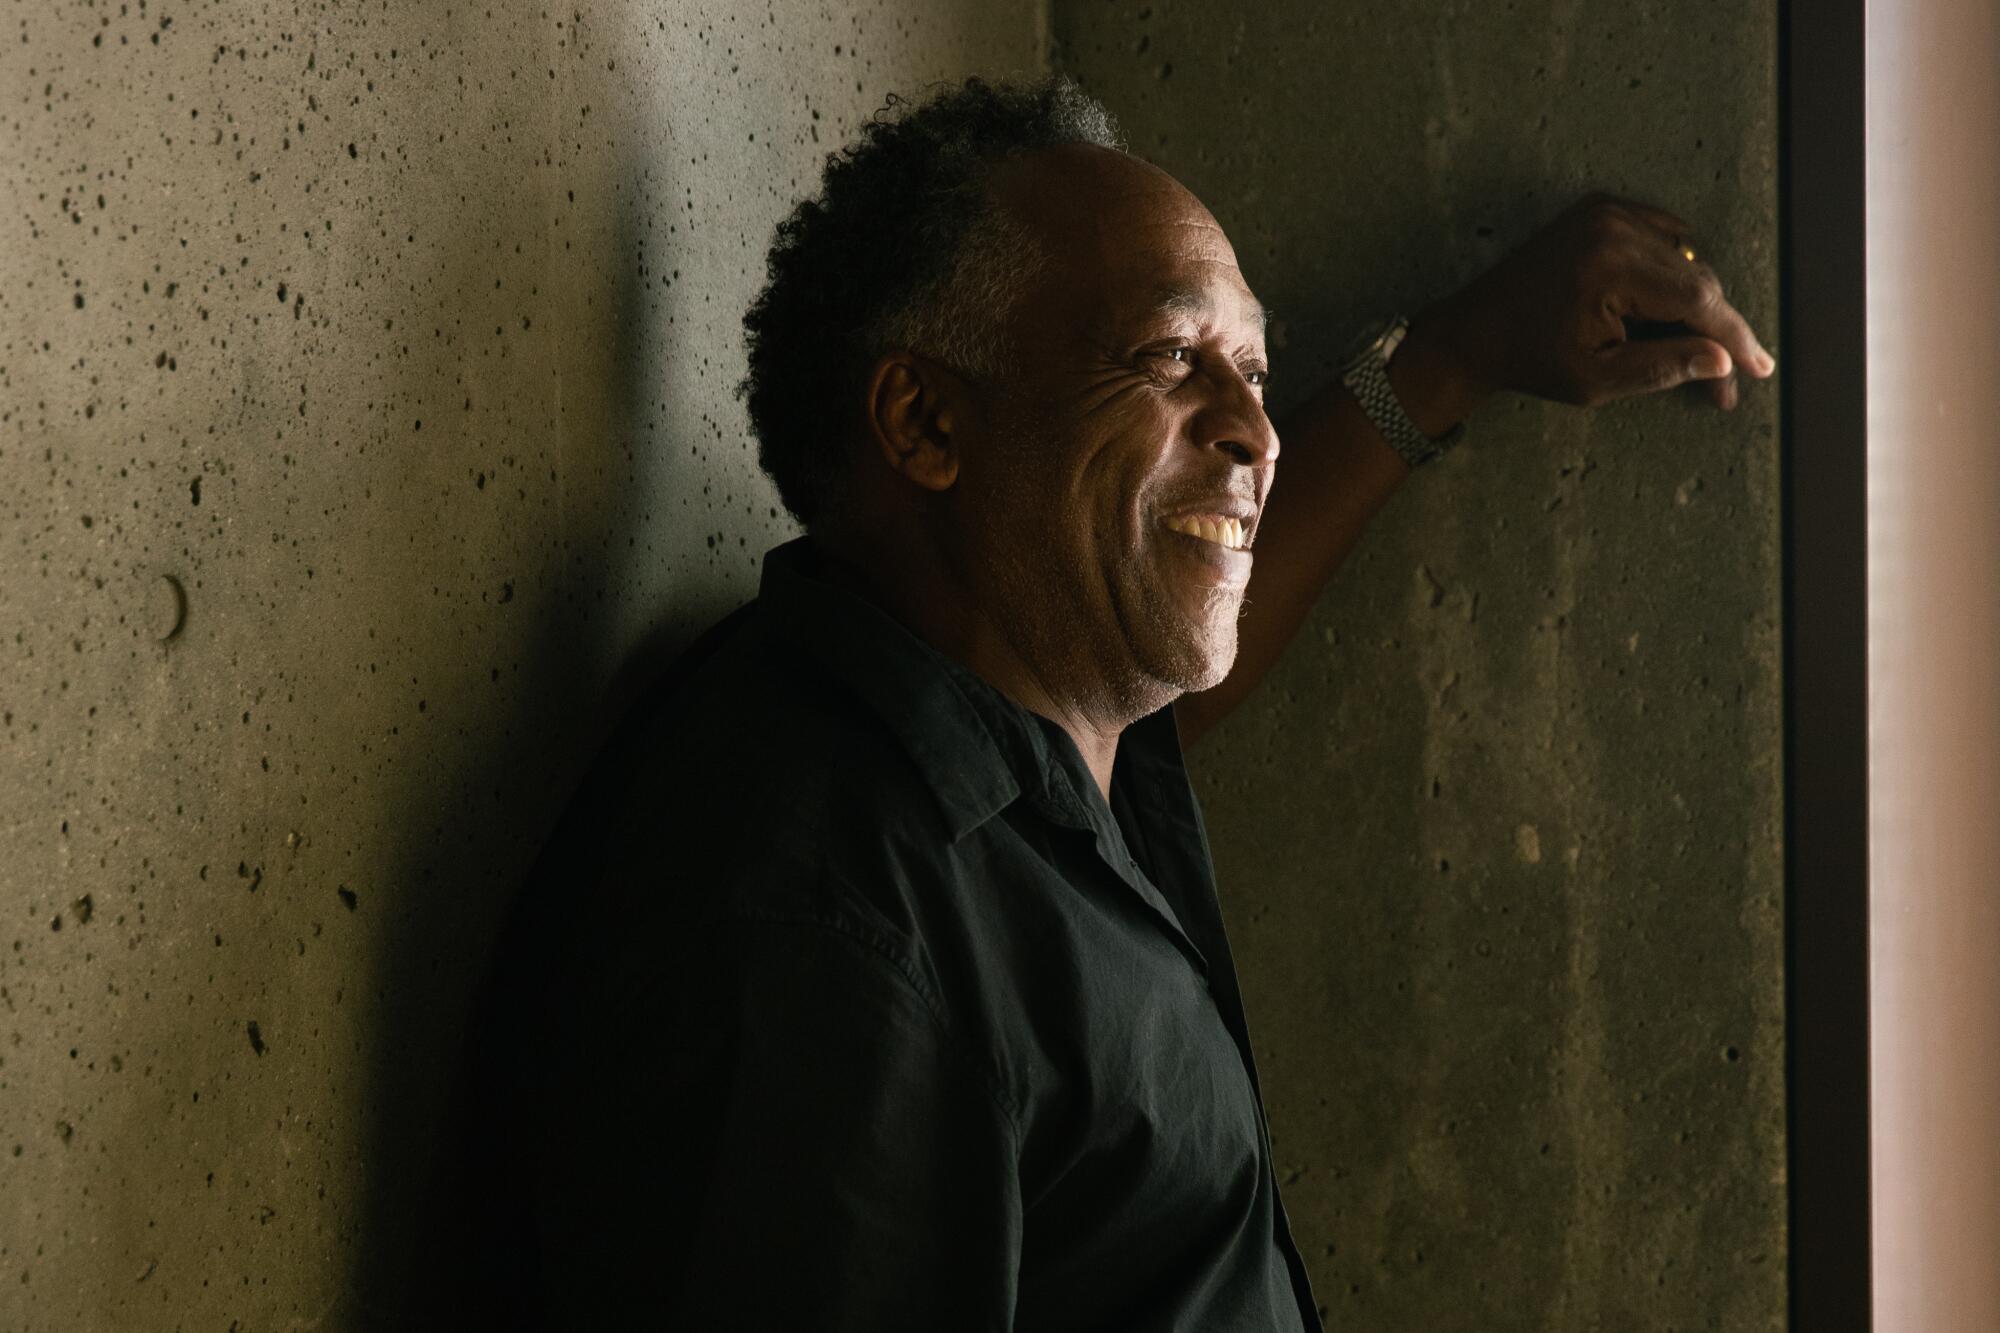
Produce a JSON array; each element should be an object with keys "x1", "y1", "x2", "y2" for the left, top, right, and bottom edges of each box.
[{"x1": 1164, "y1": 514, "x2": 1248, "y2": 550}]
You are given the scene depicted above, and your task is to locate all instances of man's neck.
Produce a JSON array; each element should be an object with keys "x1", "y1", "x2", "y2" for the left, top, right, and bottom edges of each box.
[{"x1": 808, "y1": 531, "x2": 1127, "y2": 800}]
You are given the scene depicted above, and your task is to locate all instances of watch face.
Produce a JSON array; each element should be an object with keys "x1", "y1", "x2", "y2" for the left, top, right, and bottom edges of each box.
[{"x1": 1338, "y1": 317, "x2": 1401, "y2": 371}]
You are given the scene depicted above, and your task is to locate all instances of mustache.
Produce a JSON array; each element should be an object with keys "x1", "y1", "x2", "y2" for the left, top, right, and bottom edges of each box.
[{"x1": 1154, "y1": 479, "x2": 1261, "y2": 514}]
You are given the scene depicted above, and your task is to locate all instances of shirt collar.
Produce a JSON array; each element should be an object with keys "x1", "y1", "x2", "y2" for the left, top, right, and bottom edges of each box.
[
  {"x1": 757, "y1": 536, "x2": 1064, "y2": 841},
  {"x1": 755, "y1": 536, "x2": 1211, "y2": 974}
]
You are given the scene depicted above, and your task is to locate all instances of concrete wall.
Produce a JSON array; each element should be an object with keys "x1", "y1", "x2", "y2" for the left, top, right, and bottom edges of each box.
[
  {"x1": 0, "y1": 4, "x2": 1039, "y2": 1325},
  {"x1": 6, "y1": 2, "x2": 1784, "y2": 1328},
  {"x1": 1053, "y1": 5, "x2": 1785, "y2": 1330}
]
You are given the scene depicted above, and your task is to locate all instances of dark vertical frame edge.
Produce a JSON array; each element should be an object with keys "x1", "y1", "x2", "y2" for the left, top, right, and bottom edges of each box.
[{"x1": 1779, "y1": 0, "x2": 1873, "y2": 1328}]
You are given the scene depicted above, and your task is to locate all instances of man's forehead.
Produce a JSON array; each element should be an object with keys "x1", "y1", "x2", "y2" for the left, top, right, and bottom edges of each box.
[
  {"x1": 994, "y1": 145, "x2": 1222, "y2": 255},
  {"x1": 992, "y1": 148, "x2": 1264, "y2": 334},
  {"x1": 1140, "y1": 282, "x2": 1271, "y2": 333}
]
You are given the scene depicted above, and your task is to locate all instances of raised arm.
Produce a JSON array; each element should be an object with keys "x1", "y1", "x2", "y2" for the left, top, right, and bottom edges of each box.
[{"x1": 1174, "y1": 193, "x2": 1775, "y2": 746}]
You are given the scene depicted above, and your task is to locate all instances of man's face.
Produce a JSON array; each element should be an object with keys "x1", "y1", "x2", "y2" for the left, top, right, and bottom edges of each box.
[{"x1": 947, "y1": 145, "x2": 1278, "y2": 716}]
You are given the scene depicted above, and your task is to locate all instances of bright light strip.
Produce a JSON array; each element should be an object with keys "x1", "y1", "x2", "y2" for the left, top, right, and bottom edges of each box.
[{"x1": 1865, "y1": 1, "x2": 2000, "y2": 1329}]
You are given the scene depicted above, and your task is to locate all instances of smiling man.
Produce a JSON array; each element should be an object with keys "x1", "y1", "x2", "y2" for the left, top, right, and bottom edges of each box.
[
  {"x1": 471, "y1": 76, "x2": 1772, "y2": 1331},
  {"x1": 803, "y1": 138, "x2": 1284, "y2": 801}
]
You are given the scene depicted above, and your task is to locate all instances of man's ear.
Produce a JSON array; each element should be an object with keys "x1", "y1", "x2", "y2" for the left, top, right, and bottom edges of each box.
[{"x1": 863, "y1": 352, "x2": 962, "y2": 494}]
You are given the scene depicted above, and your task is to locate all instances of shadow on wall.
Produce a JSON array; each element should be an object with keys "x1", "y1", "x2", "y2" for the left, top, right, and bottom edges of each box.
[{"x1": 346, "y1": 129, "x2": 723, "y2": 1324}]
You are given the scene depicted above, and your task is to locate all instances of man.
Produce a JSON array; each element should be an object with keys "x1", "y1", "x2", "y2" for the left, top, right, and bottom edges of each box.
[{"x1": 467, "y1": 75, "x2": 1772, "y2": 1330}]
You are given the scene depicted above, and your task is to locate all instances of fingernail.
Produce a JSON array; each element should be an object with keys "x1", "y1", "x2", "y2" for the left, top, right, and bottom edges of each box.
[
  {"x1": 1695, "y1": 350, "x2": 1732, "y2": 378},
  {"x1": 1755, "y1": 349, "x2": 1776, "y2": 376}
]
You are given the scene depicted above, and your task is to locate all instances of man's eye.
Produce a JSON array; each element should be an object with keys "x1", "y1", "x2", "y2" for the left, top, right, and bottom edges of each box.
[
  {"x1": 1245, "y1": 368, "x2": 1269, "y2": 386},
  {"x1": 1162, "y1": 347, "x2": 1192, "y2": 363}
]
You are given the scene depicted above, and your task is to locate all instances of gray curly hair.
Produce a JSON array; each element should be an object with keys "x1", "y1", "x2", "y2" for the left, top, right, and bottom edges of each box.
[{"x1": 740, "y1": 76, "x2": 1125, "y2": 526}]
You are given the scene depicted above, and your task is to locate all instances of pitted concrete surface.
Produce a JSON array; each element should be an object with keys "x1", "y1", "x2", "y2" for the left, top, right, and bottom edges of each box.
[
  {"x1": 4, "y1": 3, "x2": 1783, "y2": 1327},
  {"x1": 1055, "y1": 5, "x2": 1785, "y2": 1330},
  {"x1": 0, "y1": 4, "x2": 1039, "y2": 1325}
]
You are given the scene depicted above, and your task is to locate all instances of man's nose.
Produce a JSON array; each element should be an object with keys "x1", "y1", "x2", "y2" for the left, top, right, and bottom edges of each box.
[{"x1": 1195, "y1": 363, "x2": 1280, "y2": 468}]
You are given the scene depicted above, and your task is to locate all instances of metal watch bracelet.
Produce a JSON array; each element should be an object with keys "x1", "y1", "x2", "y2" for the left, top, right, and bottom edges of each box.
[{"x1": 1338, "y1": 316, "x2": 1465, "y2": 469}]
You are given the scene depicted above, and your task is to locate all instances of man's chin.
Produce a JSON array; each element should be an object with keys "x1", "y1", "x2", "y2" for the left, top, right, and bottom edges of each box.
[
  {"x1": 1122, "y1": 575, "x2": 1242, "y2": 701},
  {"x1": 1152, "y1": 621, "x2": 1238, "y2": 696},
  {"x1": 1183, "y1": 644, "x2": 1236, "y2": 694}
]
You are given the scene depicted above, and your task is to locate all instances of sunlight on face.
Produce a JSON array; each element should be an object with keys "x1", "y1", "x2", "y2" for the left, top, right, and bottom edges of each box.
[{"x1": 949, "y1": 146, "x2": 1277, "y2": 719}]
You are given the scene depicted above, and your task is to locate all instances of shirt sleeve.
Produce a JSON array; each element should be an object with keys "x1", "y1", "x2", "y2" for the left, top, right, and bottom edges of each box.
[{"x1": 529, "y1": 913, "x2": 1024, "y2": 1332}]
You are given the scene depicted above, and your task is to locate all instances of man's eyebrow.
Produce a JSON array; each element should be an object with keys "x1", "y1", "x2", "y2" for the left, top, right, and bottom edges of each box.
[{"x1": 1146, "y1": 285, "x2": 1272, "y2": 332}]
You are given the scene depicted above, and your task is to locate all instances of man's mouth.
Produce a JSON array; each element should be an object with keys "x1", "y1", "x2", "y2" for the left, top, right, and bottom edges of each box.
[{"x1": 1161, "y1": 513, "x2": 1250, "y2": 551}]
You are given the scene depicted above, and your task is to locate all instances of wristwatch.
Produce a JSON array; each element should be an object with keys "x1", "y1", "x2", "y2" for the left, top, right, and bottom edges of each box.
[{"x1": 1338, "y1": 315, "x2": 1464, "y2": 469}]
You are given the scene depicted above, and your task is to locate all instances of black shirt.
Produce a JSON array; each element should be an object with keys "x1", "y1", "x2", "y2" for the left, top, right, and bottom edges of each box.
[{"x1": 474, "y1": 536, "x2": 1321, "y2": 1331}]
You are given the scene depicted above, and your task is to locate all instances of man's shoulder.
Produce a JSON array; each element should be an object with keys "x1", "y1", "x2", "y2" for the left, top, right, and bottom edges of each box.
[
  {"x1": 648, "y1": 596, "x2": 922, "y2": 800},
  {"x1": 498, "y1": 597, "x2": 971, "y2": 1020},
  {"x1": 564, "y1": 597, "x2": 948, "y2": 900}
]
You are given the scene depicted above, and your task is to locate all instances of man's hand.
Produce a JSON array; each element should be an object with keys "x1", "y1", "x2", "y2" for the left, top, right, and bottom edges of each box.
[
  {"x1": 1396, "y1": 193, "x2": 1776, "y2": 426},
  {"x1": 1177, "y1": 193, "x2": 1774, "y2": 747}
]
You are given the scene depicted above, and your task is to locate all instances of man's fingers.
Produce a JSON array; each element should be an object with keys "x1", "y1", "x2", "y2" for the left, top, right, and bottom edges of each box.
[
  {"x1": 1593, "y1": 334, "x2": 1733, "y2": 403},
  {"x1": 1623, "y1": 261, "x2": 1775, "y2": 379},
  {"x1": 1616, "y1": 198, "x2": 1694, "y2": 241}
]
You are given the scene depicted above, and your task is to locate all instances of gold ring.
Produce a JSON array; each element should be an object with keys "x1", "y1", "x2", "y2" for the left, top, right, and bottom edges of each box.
[{"x1": 1680, "y1": 244, "x2": 1698, "y2": 263}]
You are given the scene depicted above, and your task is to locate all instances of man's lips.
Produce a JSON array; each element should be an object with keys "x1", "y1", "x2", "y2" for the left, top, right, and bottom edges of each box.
[
  {"x1": 1158, "y1": 503, "x2": 1257, "y2": 552},
  {"x1": 1158, "y1": 514, "x2": 1254, "y2": 587},
  {"x1": 1159, "y1": 500, "x2": 1259, "y2": 525}
]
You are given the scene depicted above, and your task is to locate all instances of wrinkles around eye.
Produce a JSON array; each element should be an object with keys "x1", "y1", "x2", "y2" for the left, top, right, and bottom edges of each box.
[{"x1": 1146, "y1": 346, "x2": 1270, "y2": 395}]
